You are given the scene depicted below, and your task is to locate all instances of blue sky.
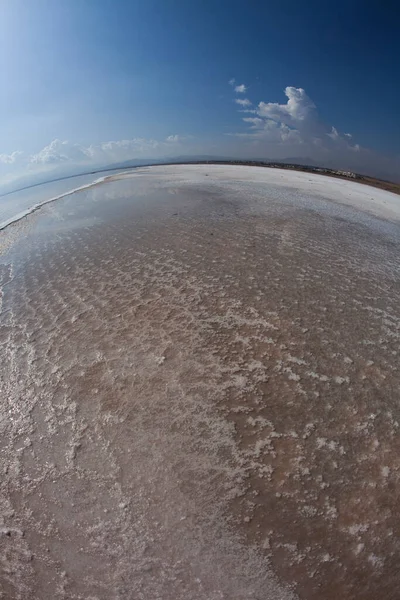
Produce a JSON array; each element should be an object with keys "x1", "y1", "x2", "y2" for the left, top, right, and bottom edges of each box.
[{"x1": 0, "y1": 0, "x2": 399, "y2": 188}]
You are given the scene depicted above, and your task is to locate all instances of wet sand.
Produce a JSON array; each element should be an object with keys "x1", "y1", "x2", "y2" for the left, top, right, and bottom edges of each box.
[{"x1": 1, "y1": 165, "x2": 400, "y2": 599}]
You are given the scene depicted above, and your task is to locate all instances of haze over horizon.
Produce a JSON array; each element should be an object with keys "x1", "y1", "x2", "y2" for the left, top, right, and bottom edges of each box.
[{"x1": 0, "y1": 0, "x2": 399, "y2": 190}]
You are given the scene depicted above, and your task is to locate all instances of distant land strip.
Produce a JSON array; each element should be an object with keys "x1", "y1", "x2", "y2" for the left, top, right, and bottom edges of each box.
[{"x1": 1, "y1": 160, "x2": 399, "y2": 199}]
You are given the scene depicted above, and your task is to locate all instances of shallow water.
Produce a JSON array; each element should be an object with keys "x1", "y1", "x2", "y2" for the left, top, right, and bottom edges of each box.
[
  {"x1": 1, "y1": 165, "x2": 400, "y2": 599},
  {"x1": 0, "y1": 169, "x2": 122, "y2": 231}
]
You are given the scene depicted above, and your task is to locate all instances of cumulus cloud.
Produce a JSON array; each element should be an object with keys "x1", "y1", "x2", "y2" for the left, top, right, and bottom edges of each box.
[
  {"x1": 255, "y1": 87, "x2": 361, "y2": 152},
  {"x1": 224, "y1": 80, "x2": 400, "y2": 179},
  {"x1": 0, "y1": 150, "x2": 24, "y2": 164},
  {"x1": 230, "y1": 83, "x2": 360, "y2": 154},
  {"x1": 235, "y1": 98, "x2": 252, "y2": 107},
  {"x1": 0, "y1": 133, "x2": 192, "y2": 192},
  {"x1": 30, "y1": 139, "x2": 89, "y2": 164},
  {"x1": 27, "y1": 135, "x2": 188, "y2": 167},
  {"x1": 234, "y1": 84, "x2": 247, "y2": 93},
  {"x1": 258, "y1": 87, "x2": 316, "y2": 124}
]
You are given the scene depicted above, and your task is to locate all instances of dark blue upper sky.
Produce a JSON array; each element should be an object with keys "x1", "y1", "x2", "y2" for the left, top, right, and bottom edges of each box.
[{"x1": 0, "y1": 0, "x2": 398, "y2": 185}]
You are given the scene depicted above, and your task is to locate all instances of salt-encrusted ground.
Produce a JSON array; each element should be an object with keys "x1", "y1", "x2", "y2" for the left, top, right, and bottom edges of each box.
[{"x1": 1, "y1": 165, "x2": 399, "y2": 599}]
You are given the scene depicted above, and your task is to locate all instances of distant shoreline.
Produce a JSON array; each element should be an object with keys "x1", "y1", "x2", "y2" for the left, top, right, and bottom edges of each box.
[
  {"x1": 160, "y1": 160, "x2": 400, "y2": 196},
  {"x1": 1, "y1": 160, "x2": 399, "y2": 200}
]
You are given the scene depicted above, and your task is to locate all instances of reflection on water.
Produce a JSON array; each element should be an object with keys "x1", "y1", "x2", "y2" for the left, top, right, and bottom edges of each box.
[{"x1": 0, "y1": 169, "x2": 128, "y2": 231}]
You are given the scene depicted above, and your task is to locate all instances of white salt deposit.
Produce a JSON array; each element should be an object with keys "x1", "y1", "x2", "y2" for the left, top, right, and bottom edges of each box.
[{"x1": 1, "y1": 164, "x2": 399, "y2": 600}]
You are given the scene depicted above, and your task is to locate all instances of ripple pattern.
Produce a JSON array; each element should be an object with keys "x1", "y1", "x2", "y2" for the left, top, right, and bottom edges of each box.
[{"x1": 1, "y1": 165, "x2": 400, "y2": 600}]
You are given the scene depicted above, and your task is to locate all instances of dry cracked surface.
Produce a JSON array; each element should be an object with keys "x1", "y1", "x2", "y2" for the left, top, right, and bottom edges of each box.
[{"x1": 1, "y1": 165, "x2": 400, "y2": 599}]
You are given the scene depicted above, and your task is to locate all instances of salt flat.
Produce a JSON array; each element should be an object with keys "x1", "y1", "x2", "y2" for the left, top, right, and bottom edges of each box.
[
  {"x1": 1, "y1": 165, "x2": 399, "y2": 600},
  {"x1": 111, "y1": 164, "x2": 400, "y2": 221}
]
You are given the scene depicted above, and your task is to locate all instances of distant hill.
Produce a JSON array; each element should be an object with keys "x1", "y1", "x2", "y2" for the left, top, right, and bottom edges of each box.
[{"x1": 100, "y1": 155, "x2": 240, "y2": 170}]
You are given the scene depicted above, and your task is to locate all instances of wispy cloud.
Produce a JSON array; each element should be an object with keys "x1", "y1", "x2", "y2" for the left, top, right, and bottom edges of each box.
[
  {"x1": 237, "y1": 108, "x2": 257, "y2": 114},
  {"x1": 234, "y1": 84, "x2": 247, "y2": 93},
  {"x1": 235, "y1": 98, "x2": 252, "y2": 107},
  {"x1": 228, "y1": 78, "x2": 236, "y2": 86},
  {"x1": 230, "y1": 119, "x2": 301, "y2": 144},
  {"x1": 242, "y1": 117, "x2": 264, "y2": 128},
  {"x1": 166, "y1": 134, "x2": 189, "y2": 143}
]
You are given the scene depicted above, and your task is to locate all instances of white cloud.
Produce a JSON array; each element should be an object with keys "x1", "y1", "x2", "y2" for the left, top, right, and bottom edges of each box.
[
  {"x1": 223, "y1": 82, "x2": 400, "y2": 179},
  {"x1": 95, "y1": 138, "x2": 161, "y2": 159},
  {"x1": 28, "y1": 135, "x2": 189, "y2": 167},
  {"x1": 165, "y1": 134, "x2": 185, "y2": 143},
  {"x1": 242, "y1": 117, "x2": 264, "y2": 128},
  {"x1": 245, "y1": 116, "x2": 301, "y2": 143},
  {"x1": 0, "y1": 150, "x2": 24, "y2": 164},
  {"x1": 0, "y1": 135, "x2": 193, "y2": 192},
  {"x1": 0, "y1": 133, "x2": 194, "y2": 193},
  {"x1": 30, "y1": 139, "x2": 89, "y2": 164},
  {"x1": 234, "y1": 84, "x2": 247, "y2": 93},
  {"x1": 324, "y1": 125, "x2": 359, "y2": 150},
  {"x1": 258, "y1": 87, "x2": 316, "y2": 125},
  {"x1": 327, "y1": 126, "x2": 340, "y2": 141},
  {"x1": 231, "y1": 85, "x2": 360, "y2": 154},
  {"x1": 229, "y1": 78, "x2": 236, "y2": 86},
  {"x1": 235, "y1": 98, "x2": 252, "y2": 107},
  {"x1": 231, "y1": 118, "x2": 301, "y2": 145}
]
